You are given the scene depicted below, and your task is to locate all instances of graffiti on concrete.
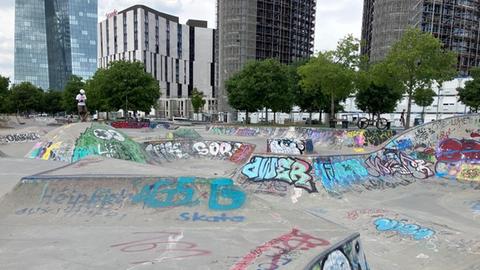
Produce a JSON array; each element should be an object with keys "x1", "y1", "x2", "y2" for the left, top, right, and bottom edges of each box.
[
  {"x1": 179, "y1": 212, "x2": 245, "y2": 222},
  {"x1": 132, "y1": 177, "x2": 246, "y2": 211},
  {"x1": 267, "y1": 139, "x2": 313, "y2": 155},
  {"x1": 313, "y1": 158, "x2": 369, "y2": 193},
  {"x1": 0, "y1": 132, "x2": 40, "y2": 144},
  {"x1": 242, "y1": 156, "x2": 317, "y2": 192},
  {"x1": 111, "y1": 231, "x2": 211, "y2": 265},
  {"x1": 29, "y1": 141, "x2": 72, "y2": 162},
  {"x1": 238, "y1": 177, "x2": 289, "y2": 197},
  {"x1": 111, "y1": 121, "x2": 150, "y2": 129},
  {"x1": 72, "y1": 126, "x2": 147, "y2": 163},
  {"x1": 230, "y1": 229, "x2": 330, "y2": 270},
  {"x1": 167, "y1": 128, "x2": 201, "y2": 139},
  {"x1": 145, "y1": 140, "x2": 254, "y2": 164},
  {"x1": 15, "y1": 184, "x2": 131, "y2": 219},
  {"x1": 374, "y1": 218, "x2": 435, "y2": 240},
  {"x1": 308, "y1": 234, "x2": 369, "y2": 270},
  {"x1": 365, "y1": 149, "x2": 434, "y2": 179},
  {"x1": 346, "y1": 208, "x2": 388, "y2": 221},
  {"x1": 435, "y1": 138, "x2": 480, "y2": 181}
]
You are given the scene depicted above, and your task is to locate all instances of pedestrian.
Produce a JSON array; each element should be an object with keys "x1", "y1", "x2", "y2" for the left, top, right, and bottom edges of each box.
[
  {"x1": 400, "y1": 109, "x2": 406, "y2": 128},
  {"x1": 76, "y1": 89, "x2": 88, "y2": 122}
]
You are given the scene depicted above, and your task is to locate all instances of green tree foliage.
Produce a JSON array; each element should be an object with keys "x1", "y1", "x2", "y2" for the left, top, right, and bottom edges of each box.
[
  {"x1": 458, "y1": 68, "x2": 480, "y2": 112},
  {"x1": 87, "y1": 60, "x2": 160, "y2": 113},
  {"x1": 191, "y1": 88, "x2": 206, "y2": 114},
  {"x1": 298, "y1": 35, "x2": 360, "y2": 120},
  {"x1": 0, "y1": 75, "x2": 10, "y2": 113},
  {"x1": 226, "y1": 59, "x2": 293, "y2": 123},
  {"x1": 43, "y1": 90, "x2": 64, "y2": 115},
  {"x1": 413, "y1": 87, "x2": 436, "y2": 122},
  {"x1": 9, "y1": 82, "x2": 44, "y2": 114},
  {"x1": 62, "y1": 75, "x2": 85, "y2": 113},
  {"x1": 382, "y1": 27, "x2": 457, "y2": 128},
  {"x1": 355, "y1": 64, "x2": 403, "y2": 118}
]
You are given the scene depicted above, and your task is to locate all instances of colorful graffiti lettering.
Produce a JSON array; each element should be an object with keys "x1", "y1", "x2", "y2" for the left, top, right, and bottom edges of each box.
[
  {"x1": 111, "y1": 121, "x2": 150, "y2": 129},
  {"x1": 110, "y1": 231, "x2": 211, "y2": 265},
  {"x1": 374, "y1": 218, "x2": 435, "y2": 240},
  {"x1": 230, "y1": 144, "x2": 255, "y2": 164},
  {"x1": 435, "y1": 138, "x2": 480, "y2": 181},
  {"x1": 0, "y1": 132, "x2": 40, "y2": 144},
  {"x1": 230, "y1": 229, "x2": 330, "y2": 270},
  {"x1": 267, "y1": 139, "x2": 313, "y2": 155},
  {"x1": 365, "y1": 149, "x2": 434, "y2": 179},
  {"x1": 179, "y1": 212, "x2": 245, "y2": 222},
  {"x1": 132, "y1": 177, "x2": 246, "y2": 211},
  {"x1": 29, "y1": 141, "x2": 71, "y2": 162},
  {"x1": 322, "y1": 250, "x2": 352, "y2": 270},
  {"x1": 242, "y1": 156, "x2": 317, "y2": 192},
  {"x1": 313, "y1": 158, "x2": 369, "y2": 192}
]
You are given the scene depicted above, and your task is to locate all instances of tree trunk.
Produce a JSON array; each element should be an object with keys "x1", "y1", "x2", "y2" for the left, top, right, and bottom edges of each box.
[
  {"x1": 319, "y1": 110, "x2": 323, "y2": 124},
  {"x1": 245, "y1": 111, "x2": 249, "y2": 124},
  {"x1": 406, "y1": 92, "x2": 412, "y2": 129},
  {"x1": 265, "y1": 108, "x2": 268, "y2": 124},
  {"x1": 273, "y1": 111, "x2": 277, "y2": 124},
  {"x1": 330, "y1": 95, "x2": 335, "y2": 120},
  {"x1": 309, "y1": 112, "x2": 313, "y2": 125},
  {"x1": 421, "y1": 107, "x2": 425, "y2": 123}
]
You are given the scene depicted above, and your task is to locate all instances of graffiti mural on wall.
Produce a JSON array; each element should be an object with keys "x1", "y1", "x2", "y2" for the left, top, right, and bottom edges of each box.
[
  {"x1": 132, "y1": 177, "x2": 246, "y2": 211},
  {"x1": 0, "y1": 132, "x2": 40, "y2": 144},
  {"x1": 313, "y1": 158, "x2": 369, "y2": 193},
  {"x1": 230, "y1": 229, "x2": 330, "y2": 270},
  {"x1": 29, "y1": 141, "x2": 73, "y2": 162},
  {"x1": 267, "y1": 139, "x2": 314, "y2": 155},
  {"x1": 242, "y1": 156, "x2": 317, "y2": 192},
  {"x1": 145, "y1": 140, "x2": 255, "y2": 164},
  {"x1": 167, "y1": 128, "x2": 201, "y2": 139},
  {"x1": 435, "y1": 138, "x2": 480, "y2": 181},
  {"x1": 111, "y1": 121, "x2": 150, "y2": 129},
  {"x1": 374, "y1": 218, "x2": 435, "y2": 240},
  {"x1": 72, "y1": 126, "x2": 147, "y2": 163}
]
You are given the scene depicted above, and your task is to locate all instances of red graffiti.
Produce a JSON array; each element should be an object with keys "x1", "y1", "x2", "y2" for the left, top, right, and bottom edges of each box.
[
  {"x1": 230, "y1": 144, "x2": 255, "y2": 164},
  {"x1": 230, "y1": 229, "x2": 330, "y2": 270},
  {"x1": 471, "y1": 132, "x2": 480, "y2": 138},
  {"x1": 437, "y1": 139, "x2": 480, "y2": 162},
  {"x1": 110, "y1": 232, "x2": 211, "y2": 265},
  {"x1": 111, "y1": 121, "x2": 150, "y2": 129}
]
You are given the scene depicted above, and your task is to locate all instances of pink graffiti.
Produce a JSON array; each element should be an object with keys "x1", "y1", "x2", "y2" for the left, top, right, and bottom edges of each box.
[
  {"x1": 230, "y1": 229, "x2": 330, "y2": 270},
  {"x1": 230, "y1": 144, "x2": 255, "y2": 164}
]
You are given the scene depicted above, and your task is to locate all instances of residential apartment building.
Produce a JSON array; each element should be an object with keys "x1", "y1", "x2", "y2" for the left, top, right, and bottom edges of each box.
[
  {"x1": 361, "y1": 0, "x2": 480, "y2": 76},
  {"x1": 14, "y1": 0, "x2": 98, "y2": 91},
  {"x1": 98, "y1": 5, "x2": 217, "y2": 119},
  {"x1": 217, "y1": 0, "x2": 317, "y2": 121}
]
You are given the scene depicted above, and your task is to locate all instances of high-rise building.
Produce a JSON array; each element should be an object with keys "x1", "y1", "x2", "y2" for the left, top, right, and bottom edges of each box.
[
  {"x1": 361, "y1": 0, "x2": 480, "y2": 76},
  {"x1": 14, "y1": 0, "x2": 98, "y2": 91},
  {"x1": 217, "y1": 0, "x2": 317, "y2": 120},
  {"x1": 98, "y1": 5, "x2": 217, "y2": 118}
]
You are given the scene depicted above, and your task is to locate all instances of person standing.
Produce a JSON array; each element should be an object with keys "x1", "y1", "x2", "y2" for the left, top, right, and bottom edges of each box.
[
  {"x1": 76, "y1": 89, "x2": 88, "y2": 122},
  {"x1": 400, "y1": 109, "x2": 406, "y2": 128}
]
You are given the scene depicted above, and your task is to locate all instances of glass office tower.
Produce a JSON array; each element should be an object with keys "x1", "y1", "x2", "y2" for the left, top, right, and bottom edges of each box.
[{"x1": 14, "y1": 0, "x2": 97, "y2": 91}]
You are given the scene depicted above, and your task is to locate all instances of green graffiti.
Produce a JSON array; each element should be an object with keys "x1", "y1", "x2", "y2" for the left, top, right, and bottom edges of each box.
[{"x1": 72, "y1": 123, "x2": 147, "y2": 163}]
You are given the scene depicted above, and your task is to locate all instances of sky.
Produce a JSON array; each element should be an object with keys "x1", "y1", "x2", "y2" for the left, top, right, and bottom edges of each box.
[{"x1": 0, "y1": 0, "x2": 363, "y2": 81}]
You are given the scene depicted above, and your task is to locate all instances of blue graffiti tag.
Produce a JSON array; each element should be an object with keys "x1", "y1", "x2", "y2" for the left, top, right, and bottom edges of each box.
[
  {"x1": 313, "y1": 158, "x2": 369, "y2": 192},
  {"x1": 374, "y1": 218, "x2": 435, "y2": 240},
  {"x1": 132, "y1": 177, "x2": 246, "y2": 211}
]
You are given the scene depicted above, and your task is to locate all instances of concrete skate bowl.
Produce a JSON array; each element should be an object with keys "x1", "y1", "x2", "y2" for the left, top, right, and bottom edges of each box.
[
  {"x1": 208, "y1": 125, "x2": 397, "y2": 153},
  {"x1": 0, "y1": 159, "x2": 369, "y2": 270}
]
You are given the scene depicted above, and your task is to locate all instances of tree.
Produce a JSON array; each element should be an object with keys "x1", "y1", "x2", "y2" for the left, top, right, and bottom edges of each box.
[
  {"x1": 382, "y1": 27, "x2": 457, "y2": 128},
  {"x1": 9, "y1": 82, "x2": 44, "y2": 114},
  {"x1": 413, "y1": 88, "x2": 435, "y2": 122},
  {"x1": 0, "y1": 75, "x2": 10, "y2": 113},
  {"x1": 226, "y1": 59, "x2": 292, "y2": 124},
  {"x1": 191, "y1": 88, "x2": 206, "y2": 114},
  {"x1": 298, "y1": 35, "x2": 360, "y2": 120},
  {"x1": 458, "y1": 68, "x2": 480, "y2": 113},
  {"x1": 43, "y1": 90, "x2": 64, "y2": 115},
  {"x1": 355, "y1": 63, "x2": 403, "y2": 119},
  {"x1": 62, "y1": 75, "x2": 85, "y2": 113},
  {"x1": 88, "y1": 60, "x2": 160, "y2": 114}
]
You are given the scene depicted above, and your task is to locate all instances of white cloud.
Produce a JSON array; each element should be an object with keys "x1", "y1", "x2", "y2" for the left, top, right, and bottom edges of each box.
[{"x1": 0, "y1": 0, "x2": 362, "y2": 80}]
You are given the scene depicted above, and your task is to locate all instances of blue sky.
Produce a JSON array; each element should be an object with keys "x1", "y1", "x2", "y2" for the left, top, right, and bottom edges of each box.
[{"x1": 0, "y1": 0, "x2": 362, "y2": 81}]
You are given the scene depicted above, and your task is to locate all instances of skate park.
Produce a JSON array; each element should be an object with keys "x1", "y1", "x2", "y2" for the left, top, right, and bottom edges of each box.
[{"x1": 0, "y1": 114, "x2": 479, "y2": 270}]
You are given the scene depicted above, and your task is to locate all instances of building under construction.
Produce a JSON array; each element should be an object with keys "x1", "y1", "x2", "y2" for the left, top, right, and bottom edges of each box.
[
  {"x1": 217, "y1": 0, "x2": 316, "y2": 120},
  {"x1": 362, "y1": 0, "x2": 480, "y2": 75}
]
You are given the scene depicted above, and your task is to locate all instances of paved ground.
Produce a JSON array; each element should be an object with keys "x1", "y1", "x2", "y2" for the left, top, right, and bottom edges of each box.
[{"x1": 0, "y1": 115, "x2": 479, "y2": 270}]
